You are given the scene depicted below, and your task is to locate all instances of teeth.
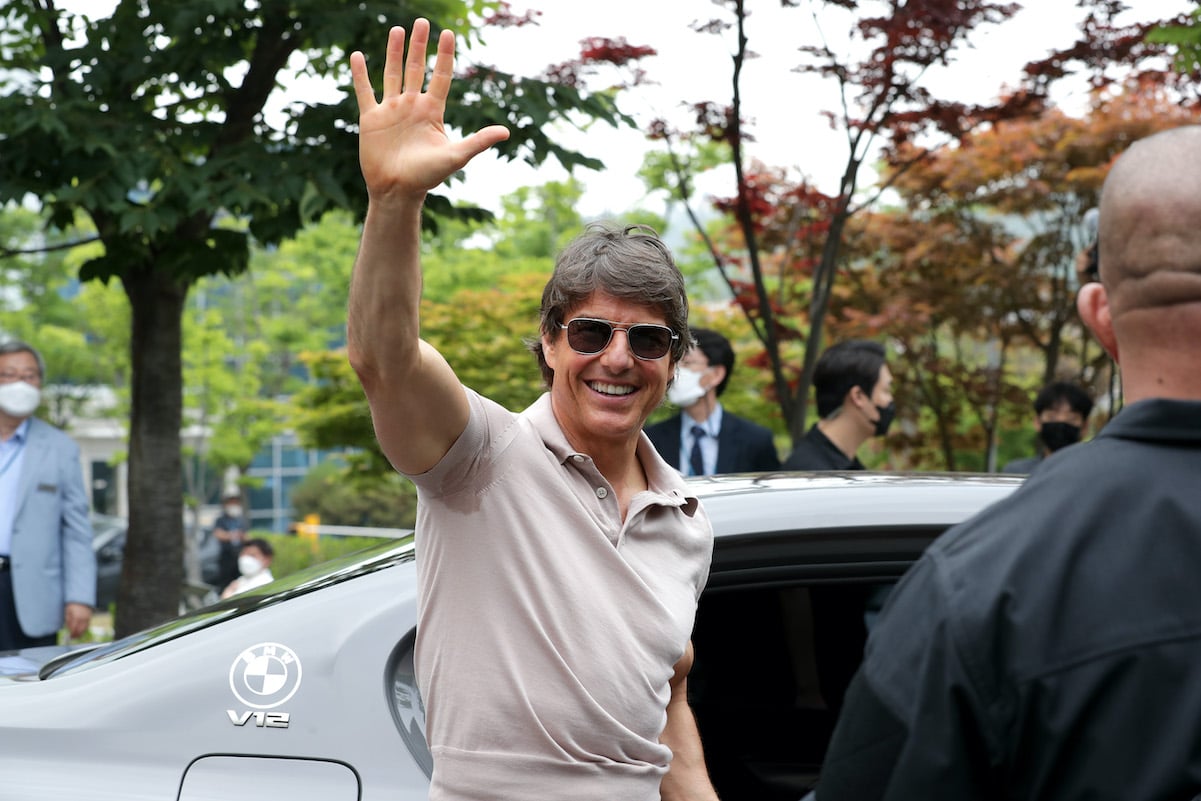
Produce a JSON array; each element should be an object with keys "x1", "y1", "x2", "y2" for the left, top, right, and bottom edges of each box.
[{"x1": 590, "y1": 382, "x2": 635, "y2": 396}]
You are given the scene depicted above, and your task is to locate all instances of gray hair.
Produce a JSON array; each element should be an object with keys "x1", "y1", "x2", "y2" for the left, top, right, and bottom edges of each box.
[
  {"x1": 529, "y1": 223, "x2": 692, "y2": 386},
  {"x1": 0, "y1": 339, "x2": 46, "y2": 380}
]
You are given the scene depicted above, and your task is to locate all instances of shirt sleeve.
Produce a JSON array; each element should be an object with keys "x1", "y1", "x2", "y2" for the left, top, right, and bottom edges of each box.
[
  {"x1": 816, "y1": 553, "x2": 999, "y2": 800},
  {"x1": 60, "y1": 435, "x2": 97, "y2": 607}
]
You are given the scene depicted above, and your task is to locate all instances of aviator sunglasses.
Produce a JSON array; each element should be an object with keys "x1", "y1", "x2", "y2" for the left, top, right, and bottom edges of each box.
[{"x1": 559, "y1": 317, "x2": 679, "y2": 361}]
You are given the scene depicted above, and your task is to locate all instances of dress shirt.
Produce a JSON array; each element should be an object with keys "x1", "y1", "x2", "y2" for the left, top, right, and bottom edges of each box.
[
  {"x1": 679, "y1": 404, "x2": 723, "y2": 477},
  {"x1": 0, "y1": 419, "x2": 32, "y2": 555}
]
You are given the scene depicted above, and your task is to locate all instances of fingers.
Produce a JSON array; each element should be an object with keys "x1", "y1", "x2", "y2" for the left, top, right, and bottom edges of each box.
[
  {"x1": 382, "y1": 25, "x2": 405, "y2": 97},
  {"x1": 426, "y1": 29, "x2": 456, "y2": 102},
  {"x1": 348, "y1": 21, "x2": 428, "y2": 110},
  {"x1": 348, "y1": 50, "x2": 377, "y2": 113},
  {"x1": 403, "y1": 18, "x2": 431, "y2": 95},
  {"x1": 65, "y1": 604, "x2": 91, "y2": 638}
]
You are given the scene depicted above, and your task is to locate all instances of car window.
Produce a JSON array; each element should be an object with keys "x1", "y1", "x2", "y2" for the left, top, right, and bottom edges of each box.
[
  {"x1": 689, "y1": 579, "x2": 895, "y2": 800},
  {"x1": 386, "y1": 629, "x2": 433, "y2": 778}
]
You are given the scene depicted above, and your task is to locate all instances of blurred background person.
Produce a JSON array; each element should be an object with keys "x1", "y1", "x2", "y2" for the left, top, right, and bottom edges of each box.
[
  {"x1": 1002, "y1": 381, "x2": 1094, "y2": 474},
  {"x1": 783, "y1": 340, "x2": 895, "y2": 471},
  {"x1": 212, "y1": 491, "x2": 248, "y2": 589},
  {"x1": 0, "y1": 340, "x2": 95, "y2": 651},
  {"x1": 646, "y1": 327, "x2": 780, "y2": 476},
  {"x1": 220, "y1": 538, "x2": 275, "y2": 599}
]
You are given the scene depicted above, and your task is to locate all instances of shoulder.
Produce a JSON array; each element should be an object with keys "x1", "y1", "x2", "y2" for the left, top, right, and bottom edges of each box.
[
  {"x1": 1000, "y1": 456, "x2": 1039, "y2": 474},
  {"x1": 782, "y1": 429, "x2": 833, "y2": 469},
  {"x1": 644, "y1": 414, "x2": 681, "y2": 439},
  {"x1": 27, "y1": 418, "x2": 77, "y2": 451}
]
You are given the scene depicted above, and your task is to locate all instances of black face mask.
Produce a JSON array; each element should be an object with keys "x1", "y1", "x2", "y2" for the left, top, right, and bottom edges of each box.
[
  {"x1": 1039, "y1": 421, "x2": 1081, "y2": 452},
  {"x1": 873, "y1": 402, "x2": 896, "y2": 437}
]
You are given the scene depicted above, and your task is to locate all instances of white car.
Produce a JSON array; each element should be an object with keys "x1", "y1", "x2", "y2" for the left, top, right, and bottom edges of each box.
[{"x1": 0, "y1": 472, "x2": 1020, "y2": 800}]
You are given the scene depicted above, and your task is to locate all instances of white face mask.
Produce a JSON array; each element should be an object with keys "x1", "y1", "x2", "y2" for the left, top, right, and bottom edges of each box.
[
  {"x1": 224, "y1": 505, "x2": 243, "y2": 518},
  {"x1": 0, "y1": 381, "x2": 41, "y2": 418},
  {"x1": 667, "y1": 366, "x2": 707, "y2": 408},
  {"x1": 238, "y1": 555, "x2": 264, "y2": 577}
]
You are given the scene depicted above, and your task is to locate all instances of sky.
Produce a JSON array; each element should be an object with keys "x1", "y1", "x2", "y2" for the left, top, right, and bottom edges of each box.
[{"x1": 438, "y1": 0, "x2": 1192, "y2": 218}]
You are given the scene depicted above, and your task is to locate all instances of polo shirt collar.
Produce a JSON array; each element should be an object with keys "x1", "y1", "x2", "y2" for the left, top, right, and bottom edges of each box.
[{"x1": 523, "y1": 392, "x2": 700, "y2": 513}]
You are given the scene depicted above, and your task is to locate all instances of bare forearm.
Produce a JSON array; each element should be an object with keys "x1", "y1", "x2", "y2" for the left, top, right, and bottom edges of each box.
[
  {"x1": 347, "y1": 197, "x2": 425, "y2": 387},
  {"x1": 660, "y1": 697, "x2": 720, "y2": 801}
]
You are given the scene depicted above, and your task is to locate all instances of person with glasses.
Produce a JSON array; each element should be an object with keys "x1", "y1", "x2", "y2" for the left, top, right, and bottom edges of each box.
[
  {"x1": 346, "y1": 21, "x2": 718, "y2": 801},
  {"x1": 0, "y1": 340, "x2": 96, "y2": 652},
  {"x1": 645, "y1": 327, "x2": 780, "y2": 476}
]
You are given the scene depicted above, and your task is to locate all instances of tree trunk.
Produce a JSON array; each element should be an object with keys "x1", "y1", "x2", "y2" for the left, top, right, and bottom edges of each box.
[
  {"x1": 792, "y1": 201, "x2": 853, "y2": 444},
  {"x1": 114, "y1": 265, "x2": 188, "y2": 637}
]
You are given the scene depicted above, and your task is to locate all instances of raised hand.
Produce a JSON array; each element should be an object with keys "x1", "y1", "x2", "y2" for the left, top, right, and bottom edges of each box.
[{"x1": 349, "y1": 20, "x2": 510, "y2": 204}]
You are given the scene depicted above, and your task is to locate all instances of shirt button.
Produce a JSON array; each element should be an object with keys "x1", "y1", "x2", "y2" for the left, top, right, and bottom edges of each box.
[
  {"x1": 573, "y1": 455, "x2": 585, "y2": 462},
  {"x1": 595, "y1": 487, "x2": 608, "y2": 499}
]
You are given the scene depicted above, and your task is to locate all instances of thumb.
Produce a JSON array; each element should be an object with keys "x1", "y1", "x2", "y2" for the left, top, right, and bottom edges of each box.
[{"x1": 456, "y1": 124, "x2": 511, "y2": 163}]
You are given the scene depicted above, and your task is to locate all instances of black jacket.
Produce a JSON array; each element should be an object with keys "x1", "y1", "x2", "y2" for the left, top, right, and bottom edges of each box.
[
  {"x1": 817, "y1": 399, "x2": 1201, "y2": 800},
  {"x1": 782, "y1": 424, "x2": 864, "y2": 471}
]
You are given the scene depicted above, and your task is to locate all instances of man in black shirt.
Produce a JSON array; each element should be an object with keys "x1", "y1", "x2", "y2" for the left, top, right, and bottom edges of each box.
[
  {"x1": 782, "y1": 340, "x2": 894, "y2": 470},
  {"x1": 813, "y1": 126, "x2": 1201, "y2": 800}
]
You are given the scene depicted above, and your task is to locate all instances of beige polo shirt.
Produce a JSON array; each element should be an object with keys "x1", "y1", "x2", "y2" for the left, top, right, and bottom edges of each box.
[{"x1": 406, "y1": 389, "x2": 713, "y2": 801}]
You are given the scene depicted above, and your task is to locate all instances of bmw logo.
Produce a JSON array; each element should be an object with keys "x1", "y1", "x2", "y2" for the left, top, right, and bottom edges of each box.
[{"x1": 229, "y1": 642, "x2": 303, "y2": 710}]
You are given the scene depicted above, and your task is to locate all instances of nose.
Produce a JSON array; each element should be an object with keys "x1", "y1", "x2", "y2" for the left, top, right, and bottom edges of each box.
[{"x1": 598, "y1": 329, "x2": 636, "y2": 369}]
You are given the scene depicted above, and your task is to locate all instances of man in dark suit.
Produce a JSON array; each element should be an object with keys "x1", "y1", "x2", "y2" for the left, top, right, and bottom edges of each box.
[
  {"x1": 0, "y1": 340, "x2": 96, "y2": 651},
  {"x1": 645, "y1": 328, "x2": 780, "y2": 476}
]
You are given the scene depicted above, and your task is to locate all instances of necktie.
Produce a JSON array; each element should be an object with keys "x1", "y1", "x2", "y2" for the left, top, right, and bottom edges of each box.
[{"x1": 689, "y1": 425, "x2": 706, "y2": 477}]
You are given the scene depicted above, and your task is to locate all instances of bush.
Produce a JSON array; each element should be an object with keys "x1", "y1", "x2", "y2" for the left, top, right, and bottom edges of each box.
[
  {"x1": 258, "y1": 532, "x2": 398, "y2": 580},
  {"x1": 289, "y1": 460, "x2": 418, "y2": 528}
]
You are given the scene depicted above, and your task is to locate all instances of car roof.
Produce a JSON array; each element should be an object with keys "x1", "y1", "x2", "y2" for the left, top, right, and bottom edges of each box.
[{"x1": 688, "y1": 471, "x2": 1022, "y2": 536}]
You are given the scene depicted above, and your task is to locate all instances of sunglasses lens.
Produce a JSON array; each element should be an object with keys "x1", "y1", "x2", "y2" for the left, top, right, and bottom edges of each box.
[
  {"x1": 628, "y1": 326, "x2": 672, "y2": 359},
  {"x1": 566, "y1": 319, "x2": 613, "y2": 354},
  {"x1": 564, "y1": 319, "x2": 674, "y2": 359}
]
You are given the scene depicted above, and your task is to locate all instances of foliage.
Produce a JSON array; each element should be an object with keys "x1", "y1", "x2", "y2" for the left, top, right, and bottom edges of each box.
[
  {"x1": 424, "y1": 271, "x2": 549, "y2": 409},
  {"x1": 289, "y1": 268, "x2": 548, "y2": 484},
  {"x1": 639, "y1": 0, "x2": 1199, "y2": 465},
  {"x1": 0, "y1": 0, "x2": 650, "y2": 636},
  {"x1": 0, "y1": 206, "x2": 129, "y2": 425},
  {"x1": 647, "y1": 0, "x2": 1046, "y2": 448},
  {"x1": 837, "y1": 81, "x2": 1201, "y2": 469},
  {"x1": 1148, "y1": 6, "x2": 1201, "y2": 75},
  {"x1": 289, "y1": 180, "x2": 558, "y2": 508},
  {"x1": 267, "y1": 533, "x2": 395, "y2": 580},
  {"x1": 288, "y1": 461, "x2": 418, "y2": 529}
]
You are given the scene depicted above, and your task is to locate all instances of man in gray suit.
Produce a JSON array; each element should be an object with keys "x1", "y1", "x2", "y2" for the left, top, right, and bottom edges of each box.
[{"x1": 0, "y1": 340, "x2": 95, "y2": 652}]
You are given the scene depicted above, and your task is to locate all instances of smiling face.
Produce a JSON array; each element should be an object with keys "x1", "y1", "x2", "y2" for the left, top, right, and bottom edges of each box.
[{"x1": 542, "y1": 290, "x2": 676, "y2": 456}]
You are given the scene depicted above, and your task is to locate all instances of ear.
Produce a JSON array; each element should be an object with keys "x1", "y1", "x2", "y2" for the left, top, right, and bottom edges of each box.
[
  {"x1": 847, "y1": 384, "x2": 868, "y2": 409},
  {"x1": 707, "y1": 364, "x2": 727, "y2": 391},
  {"x1": 542, "y1": 328, "x2": 560, "y2": 359},
  {"x1": 1077, "y1": 283, "x2": 1119, "y2": 363}
]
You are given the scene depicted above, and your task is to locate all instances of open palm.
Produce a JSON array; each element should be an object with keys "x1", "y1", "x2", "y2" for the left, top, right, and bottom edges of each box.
[{"x1": 350, "y1": 20, "x2": 509, "y2": 203}]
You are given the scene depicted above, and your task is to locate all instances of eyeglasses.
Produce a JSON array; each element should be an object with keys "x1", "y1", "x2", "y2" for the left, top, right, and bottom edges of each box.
[
  {"x1": 559, "y1": 317, "x2": 678, "y2": 361},
  {"x1": 0, "y1": 371, "x2": 40, "y2": 384}
]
